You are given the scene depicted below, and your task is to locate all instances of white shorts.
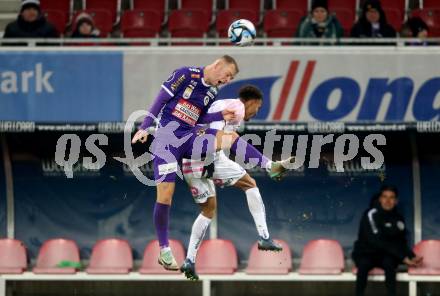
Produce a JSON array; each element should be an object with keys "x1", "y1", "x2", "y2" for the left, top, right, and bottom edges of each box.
[{"x1": 182, "y1": 151, "x2": 247, "y2": 204}]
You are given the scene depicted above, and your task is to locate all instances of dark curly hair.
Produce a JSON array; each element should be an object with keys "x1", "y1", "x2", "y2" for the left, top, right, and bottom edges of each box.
[{"x1": 238, "y1": 85, "x2": 263, "y2": 102}]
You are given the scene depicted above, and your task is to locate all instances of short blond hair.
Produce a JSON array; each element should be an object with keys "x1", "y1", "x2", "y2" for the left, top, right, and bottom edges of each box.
[{"x1": 221, "y1": 55, "x2": 239, "y2": 73}]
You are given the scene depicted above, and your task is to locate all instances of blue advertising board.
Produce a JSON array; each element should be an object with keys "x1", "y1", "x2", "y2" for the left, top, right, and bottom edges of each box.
[{"x1": 0, "y1": 52, "x2": 122, "y2": 122}]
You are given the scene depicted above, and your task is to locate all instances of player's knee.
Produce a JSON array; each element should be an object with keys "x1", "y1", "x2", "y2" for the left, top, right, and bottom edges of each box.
[
  {"x1": 248, "y1": 177, "x2": 257, "y2": 188},
  {"x1": 200, "y1": 197, "x2": 216, "y2": 218}
]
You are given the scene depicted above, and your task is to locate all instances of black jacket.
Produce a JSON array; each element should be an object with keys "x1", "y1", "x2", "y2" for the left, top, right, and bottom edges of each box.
[
  {"x1": 3, "y1": 14, "x2": 58, "y2": 39},
  {"x1": 352, "y1": 204, "x2": 415, "y2": 262},
  {"x1": 350, "y1": 20, "x2": 396, "y2": 38}
]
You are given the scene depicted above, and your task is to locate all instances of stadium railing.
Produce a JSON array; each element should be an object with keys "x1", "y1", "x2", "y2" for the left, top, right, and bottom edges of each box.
[
  {"x1": 1, "y1": 37, "x2": 440, "y2": 46},
  {"x1": 1, "y1": 271, "x2": 440, "y2": 296}
]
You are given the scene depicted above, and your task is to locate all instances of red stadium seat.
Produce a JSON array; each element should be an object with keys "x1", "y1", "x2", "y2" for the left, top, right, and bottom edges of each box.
[
  {"x1": 83, "y1": 0, "x2": 121, "y2": 25},
  {"x1": 380, "y1": 0, "x2": 405, "y2": 14},
  {"x1": 33, "y1": 239, "x2": 80, "y2": 274},
  {"x1": 73, "y1": 9, "x2": 113, "y2": 37},
  {"x1": 264, "y1": 9, "x2": 304, "y2": 37},
  {"x1": 139, "y1": 239, "x2": 185, "y2": 274},
  {"x1": 196, "y1": 239, "x2": 238, "y2": 274},
  {"x1": 411, "y1": 9, "x2": 440, "y2": 36},
  {"x1": 409, "y1": 240, "x2": 440, "y2": 275},
  {"x1": 86, "y1": 238, "x2": 133, "y2": 274},
  {"x1": 180, "y1": 0, "x2": 214, "y2": 19},
  {"x1": 0, "y1": 239, "x2": 27, "y2": 274},
  {"x1": 40, "y1": 0, "x2": 72, "y2": 21},
  {"x1": 227, "y1": 0, "x2": 262, "y2": 21},
  {"x1": 299, "y1": 239, "x2": 344, "y2": 275},
  {"x1": 273, "y1": 0, "x2": 307, "y2": 14},
  {"x1": 331, "y1": 8, "x2": 355, "y2": 36},
  {"x1": 168, "y1": 9, "x2": 210, "y2": 44},
  {"x1": 121, "y1": 9, "x2": 162, "y2": 38},
  {"x1": 423, "y1": 0, "x2": 440, "y2": 9},
  {"x1": 132, "y1": 0, "x2": 167, "y2": 23},
  {"x1": 328, "y1": 0, "x2": 356, "y2": 15},
  {"x1": 216, "y1": 9, "x2": 259, "y2": 37},
  {"x1": 383, "y1": 7, "x2": 403, "y2": 31},
  {"x1": 246, "y1": 239, "x2": 292, "y2": 274},
  {"x1": 43, "y1": 9, "x2": 68, "y2": 35}
]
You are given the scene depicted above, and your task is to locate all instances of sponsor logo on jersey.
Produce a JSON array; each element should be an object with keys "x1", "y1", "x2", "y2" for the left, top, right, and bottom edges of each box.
[
  {"x1": 189, "y1": 67, "x2": 200, "y2": 73},
  {"x1": 183, "y1": 85, "x2": 195, "y2": 99},
  {"x1": 204, "y1": 88, "x2": 217, "y2": 106},
  {"x1": 191, "y1": 74, "x2": 200, "y2": 79},
  {"x1": 170, "y1": 74, "x2": 185, "y2": 91},
  {"x1": 172, "y1": 99, "x2": 201, "y2": 125}
]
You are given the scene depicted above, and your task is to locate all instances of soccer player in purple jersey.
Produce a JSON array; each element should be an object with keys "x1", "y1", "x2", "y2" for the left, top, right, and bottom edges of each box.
[{"x1": 132, "y1": 56, "x2": 292, "y2": 270}]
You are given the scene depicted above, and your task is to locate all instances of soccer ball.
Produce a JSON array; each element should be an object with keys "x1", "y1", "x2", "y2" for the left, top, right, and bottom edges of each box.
[{"x1": 228, "y1": 19, "x2": 256, "y2": 47}]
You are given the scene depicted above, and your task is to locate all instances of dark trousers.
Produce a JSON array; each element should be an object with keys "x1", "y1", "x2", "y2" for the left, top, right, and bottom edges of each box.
[{"x1": 354, "y1": 254, "x2": 399, "y2": 296}]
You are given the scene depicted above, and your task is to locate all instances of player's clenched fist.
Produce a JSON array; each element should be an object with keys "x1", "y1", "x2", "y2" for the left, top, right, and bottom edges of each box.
[{"x1": 132, "y1": 129, "x2": 149, "y2": 144}]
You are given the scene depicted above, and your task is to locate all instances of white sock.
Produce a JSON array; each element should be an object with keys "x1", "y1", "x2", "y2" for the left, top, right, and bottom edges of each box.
[
  {"x1": 186, "y1": 214, "x2": 211, "y2": 263},
  {"x1": 246, "y1": 187, "x2": 269, "y2": 239}
]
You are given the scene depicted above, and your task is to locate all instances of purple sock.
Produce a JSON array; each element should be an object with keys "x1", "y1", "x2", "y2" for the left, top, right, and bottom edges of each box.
[
  {"x1": 154, "y1": 202, "x2": 170, "y2": 248},
  {"x1": 230, "y1": 137, "x2": 270, "y2": 169}
]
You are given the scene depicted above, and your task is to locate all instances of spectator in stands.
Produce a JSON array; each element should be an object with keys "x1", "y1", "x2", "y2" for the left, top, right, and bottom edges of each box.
[
  {"x1": 350, "y1": 0, "x2": 396, "y2": 38},
  {"x1": 401, "y1": 17, "x2": 434, "y2": 46},
  {"x1": 352, "y1": 185, "x2": 423, "y2": 296},
  {"x1": 71, "y1": 13, "x2": 100, "y2": 38},
  {"x1": 3, "y1": 0, "x2": 58, "y2": 40},
  {"x1": 296, "y1": 0, "x2": 343, "y2": 42}
]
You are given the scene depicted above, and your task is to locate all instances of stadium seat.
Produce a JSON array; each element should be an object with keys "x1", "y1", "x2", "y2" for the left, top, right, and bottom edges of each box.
[
  {"x1": 83, "y1": 0, "x2": 121, "y2": 25},
  {"x1": 132, "y1": 0, "x2": 167, "y2": 23},
  {"x1": 273, "y1": 0, "x2": 308, "y2": 14},
  {"x1": 86, "y1": 238, "x2": 133, "y2": 274},
  {"x1": 33, "y1": 239, "x2": 80, "y2": 274},
  {"x1": 0, "y1": 239, "x2": 27, "y2": 274},
  {"x1": 328, "y1": 0, "x2": 356, "y2": 15},
  {"x1": 139, "y1": 239, "x2": 185, "y2": 274},
  {"x1": 43, "y1": 9, "x2": 68, "y2": 35},
  {"x1": 331, "y1": 8, "x2": 355, "y2": 36},
  {"x1": 168, "y1": 9, "x2": 210, "y2": 44},
  {"x1": 411, "y1": 9, "x2": 440, "y2": 36},
  {"x1": 216, "y1": 9, "x2": 259, "y2": 37},
  {"x1": 423, "y1": 0, "x2": 440, "y2": 9},
  {"x1": 180, "y1": 0, "x2": 214, "y2": 21},
  {"x1": 409, "y1": 240, "x2": 440, "y2": 275},
  {"x1": 299, "y1": 239, "x2": 344, "y2": 274},
  {"x1": 121, "y1": 9, "x2": 162, "y2": 38},
  {"x1": 227, "y1": 0, "x2": 262, "y2": 22},
  {"x1": 380, "y1": 0, "x2": 406, "y2": 14},
  {"x1": 73, "y1": 10, "x2": 113, "y2": 37},
  {"x1": 196, "y1": 239, "x2": 238, "y2": 274},
  {"x1": 246, "y1": 239, "x2": 292, "y2": 274},
  {"x1": 40, "y1": 0, "x2": 72, "y2": 21},
  {"x1": 264, "y1": 9, "x2": 304, "y2": 37},
  {"x1": 383, "y1": 7, "x2": 403, "y2": 32}
]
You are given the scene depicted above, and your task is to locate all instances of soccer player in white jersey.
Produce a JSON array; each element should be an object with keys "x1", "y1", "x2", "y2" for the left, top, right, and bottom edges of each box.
[{"x1": 180, "y1": 85, "x2": 283, "y2": 280}]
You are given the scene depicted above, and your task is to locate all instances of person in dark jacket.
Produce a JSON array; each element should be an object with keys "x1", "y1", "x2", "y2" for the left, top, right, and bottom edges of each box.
[
  {"x1": 350, "y1": 0, "x2": 396, "y2": 38},
  {"x1": 71, "y1": 12, "x2": 100, "y2": 38},
  {"x1": 400, "y1": 17, "x2": 436, "y2": 46},
  {"x1": 296, "y1": 0, "x2": 343, "y2": 41},
  {"x1": 3, "y1": 0, "x2": 58, "y2": 40},
  {"x1": 352, "y1": 185, "x2": 423, "y2": 296}
]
